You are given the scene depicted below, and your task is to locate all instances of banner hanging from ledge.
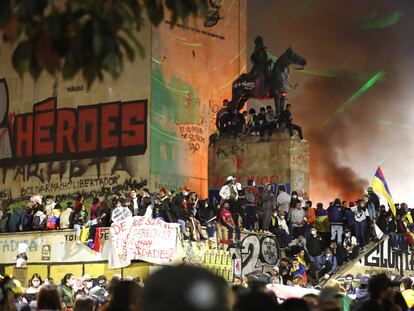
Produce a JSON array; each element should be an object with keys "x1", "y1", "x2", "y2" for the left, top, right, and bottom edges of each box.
[{"x1": 108, "y1": 216, "x2": 180, "y2": 269}]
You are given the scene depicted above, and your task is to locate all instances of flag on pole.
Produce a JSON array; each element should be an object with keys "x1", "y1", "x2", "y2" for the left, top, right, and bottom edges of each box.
[{"x1": 371, "y1": 167, "x2": 395, "y2": 216}]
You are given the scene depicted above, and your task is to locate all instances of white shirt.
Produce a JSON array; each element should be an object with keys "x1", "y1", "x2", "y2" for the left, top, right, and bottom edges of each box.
[
  {"x1": 219, "y1": 184, "x2": 238, "y2": 201},
  {"x1": 131, "y1": 197, "x2": 139, "y2": 214},
  {"x1": 277, "y1": 192, "x2": 291, "y2": 213}
]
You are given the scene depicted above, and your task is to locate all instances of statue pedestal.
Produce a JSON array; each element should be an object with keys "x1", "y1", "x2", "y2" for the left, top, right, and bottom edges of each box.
[{"x1": 208, "y1": 130, "x2": 309, "y2": 197}]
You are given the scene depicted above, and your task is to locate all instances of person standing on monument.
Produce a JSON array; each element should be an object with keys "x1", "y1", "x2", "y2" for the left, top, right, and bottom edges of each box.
[
  {"x1": 261, "y1": 183, "x2": 275, "y2": 232},
  {"x1": 243, "y1": 179, "x2": 261, "y2": 232},
  {"x1": 277, "y1": 185, "x2": 291, "y2": 214}
]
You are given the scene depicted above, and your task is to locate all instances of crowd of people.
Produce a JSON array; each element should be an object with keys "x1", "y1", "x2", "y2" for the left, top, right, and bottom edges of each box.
[
  {"x1": 2, "y1": 265, "x2": 414, "y2": 311},
  {"x1": 1, "y1": 177, "x2": 413, "y2": 279},
  {"x1": 216, "y1": 99, "x2": 306, "y2": 143}
]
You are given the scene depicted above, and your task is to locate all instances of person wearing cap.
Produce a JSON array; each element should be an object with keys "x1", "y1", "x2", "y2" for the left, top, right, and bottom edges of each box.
[
  {"x1": 357, "y1": 273, "x2": 398, "y2": 311},
  {"x1": 219, "y1": 176, "x2": 238, "y2": 202},
  {"x1": 270, "y1": 266, "x2": 283, "y2": 284}
]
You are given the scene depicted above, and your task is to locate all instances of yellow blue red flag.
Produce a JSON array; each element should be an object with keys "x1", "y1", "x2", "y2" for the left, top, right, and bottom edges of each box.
[{"x1": 371, "y1": 167, "x2": 395, "y2": 216}]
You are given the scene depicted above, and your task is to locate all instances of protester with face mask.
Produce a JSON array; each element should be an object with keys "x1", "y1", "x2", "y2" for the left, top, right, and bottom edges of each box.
[
  {"x1": 306, "y1": 228, "x2": 323, "y2": 268},
  {"x1": 79, "y1": 274, "x2": 94, "y2": 295},
  {"x1": 320, "y1": 247, "x2": 337, "y2": 279},
  {"x1": 26, "y1": 273, "x2": 42, "y2": 302},
  {"x1": 343, "y1": 229, "x2": 359, "y2": 259},
  {"x1": 58, "y1": 273, "x2": 75, "y2": 310}
]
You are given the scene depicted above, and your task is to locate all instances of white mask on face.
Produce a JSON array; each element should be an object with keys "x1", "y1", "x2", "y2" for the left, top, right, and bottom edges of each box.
[
  {"x1": 345, "y1": 232, "x2": 351, "y2": 237},
  {"x1": 32, "y1": 281, "x2": 41, "y2": 287},
  {"x1": 311, "y1": 230, "x2": 317, "y2": 236},
  {"x1": 183, "y1": 191, "x2": 189, "y2": 196},
  {"x1": 293, "y1": 195, "x2": 298, "y2": 199},
  {"x1": 85, "y1": 281, "x2": 93, "y2": 289}
]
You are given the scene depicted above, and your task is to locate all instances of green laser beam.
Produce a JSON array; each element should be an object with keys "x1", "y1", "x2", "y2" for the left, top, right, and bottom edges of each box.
[
  {"x1": 359, "y1": 11, "x2": 403, "y2": 29},
  {"x1": 320, "y1": 71, "x2": 385, "y2": 128},
  {"x1": 360, "y1": 117, "x2": 411, "y2": 129}
]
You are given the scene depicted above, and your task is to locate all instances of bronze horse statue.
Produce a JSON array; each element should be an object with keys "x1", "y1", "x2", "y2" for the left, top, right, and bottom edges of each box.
[{"x1": 216, "y1": 47, "x2": 306, "y2": 132}]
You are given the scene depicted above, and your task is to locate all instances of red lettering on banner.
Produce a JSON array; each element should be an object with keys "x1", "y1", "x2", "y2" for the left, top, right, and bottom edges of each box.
[
  {"x1": 5, "y1": 97, "x2": 147, "y2": 165},
  {"x1": 78, "y1": 107, "x2": 98, "y2": 152},
  {"x1": 101, "y1": 103, "x2": 119, "y2": 149},
  {"x1": 112, "y1": 221, "x2": 127, "y2": 234},
  {"x1": 34, "y1": 106, "x2": 55, "y2": 156},
  {"x1": 15, "y1": 115, "x2": 33, "y2": 157},
  {"x1": 56, "y1": 110, "x2": 76, "y2": 153},
  {"x1": 121, "y1": 102, "x2": 145, "y2": 147}
]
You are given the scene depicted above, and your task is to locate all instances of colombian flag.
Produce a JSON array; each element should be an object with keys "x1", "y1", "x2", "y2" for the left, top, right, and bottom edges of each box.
[{"x1": 371, "y1": 167, "x2": 395, "y2": 216}]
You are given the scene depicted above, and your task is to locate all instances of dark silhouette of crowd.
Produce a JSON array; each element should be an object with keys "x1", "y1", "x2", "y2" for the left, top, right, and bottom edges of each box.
[
  {"x1": 216, "y1": 99, "x2": 306, "y2": 143},
  {"x1": 1, "y1": 265, "x2": 413, "y2": 311}
]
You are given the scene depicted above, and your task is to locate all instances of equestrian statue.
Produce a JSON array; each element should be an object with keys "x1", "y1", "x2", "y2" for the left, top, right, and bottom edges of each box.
[{"x1": 216, "y1": 36, "x2": 306, "y2": 133}]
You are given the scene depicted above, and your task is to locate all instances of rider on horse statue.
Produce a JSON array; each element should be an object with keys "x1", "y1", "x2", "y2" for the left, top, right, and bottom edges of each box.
[{"x1": 250, "y1": 36, "x2": 271, "y2": 97}]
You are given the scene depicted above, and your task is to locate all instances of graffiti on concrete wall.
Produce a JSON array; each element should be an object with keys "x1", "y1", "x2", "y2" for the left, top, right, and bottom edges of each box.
[
  {"x1": 178, "y1": 123, "x2": 206, "y2": 153},
  {"x1": 229, "y1": 233, "x2": 279, "y2": 277},
  {"x1": 0, "y1": 79, "x2": 149, "y2": 197}
]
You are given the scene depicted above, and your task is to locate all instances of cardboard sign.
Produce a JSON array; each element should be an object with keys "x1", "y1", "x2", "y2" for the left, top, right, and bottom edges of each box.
[
  {"x1": 108, "y1": 216, "x2": 179, "y2": 269},
  {"x1": 111, "y1": 207, "x2": 132, "y2": 223},
  {"x1": 13, "y1": 267, "x2": 28, "y2": 285}
]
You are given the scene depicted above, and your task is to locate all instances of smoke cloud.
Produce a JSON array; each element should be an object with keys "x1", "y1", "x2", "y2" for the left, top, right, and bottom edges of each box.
[{"x1": 249, "y1": 0, "x2": 414, "y2": 204}]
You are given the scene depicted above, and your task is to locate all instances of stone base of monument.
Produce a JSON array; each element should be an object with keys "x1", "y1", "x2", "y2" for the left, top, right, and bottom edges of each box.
[{"x1": 208, "y1": 129, "x2": 309, "y2": 197}]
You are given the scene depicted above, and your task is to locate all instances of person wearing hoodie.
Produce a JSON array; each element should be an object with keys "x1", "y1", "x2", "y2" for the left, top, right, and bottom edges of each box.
[
  {"x1": 351, "y1": 200, "x2": 369, "y2": 250},
  {"x1": 7, "y1": 206, "x2": 24, "y2": 232},
  {"x1": 328, "y1": 198, "x2": 345, "y2": 244},
  {"x1": 306, "y1": 228, "x2": 324, "y2": 268},
  {"x1": 376, "y1": 205, "x2": 388, "y2": 233},
  {"x1": 270, "y1": 266, "x2": 283, "y2": 284},
  {"x1": 343, "y1": 201, "x2": 356, "y2": 236}
]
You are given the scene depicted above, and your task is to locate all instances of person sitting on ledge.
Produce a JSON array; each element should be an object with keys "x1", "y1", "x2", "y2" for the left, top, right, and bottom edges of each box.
[{"x1": 279, "y1": 103, "x2": 306, "y2": 142}]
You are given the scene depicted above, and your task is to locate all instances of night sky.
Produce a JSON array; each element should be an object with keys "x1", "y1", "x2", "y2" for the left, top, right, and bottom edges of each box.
[{"x1": 248, "y1": 0, "x2": 414, "y2": 205}]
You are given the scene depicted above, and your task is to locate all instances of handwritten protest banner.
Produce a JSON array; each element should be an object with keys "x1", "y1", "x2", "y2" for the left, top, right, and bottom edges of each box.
[
  {"x1": 111, "y1": 206, "x2": 132, "y2": 223},
  {"x1": 108, "y1": 216, "x2": 179, "y2": 269}
]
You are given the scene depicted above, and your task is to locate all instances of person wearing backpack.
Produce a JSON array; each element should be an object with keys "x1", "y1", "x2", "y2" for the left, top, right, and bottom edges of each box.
[
  {"x1": 32, "y1": 205, "x2": 47, "y2": 231},
  {"x1": 243, "y1": 179, "x2": 261, "y2": 232}
]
